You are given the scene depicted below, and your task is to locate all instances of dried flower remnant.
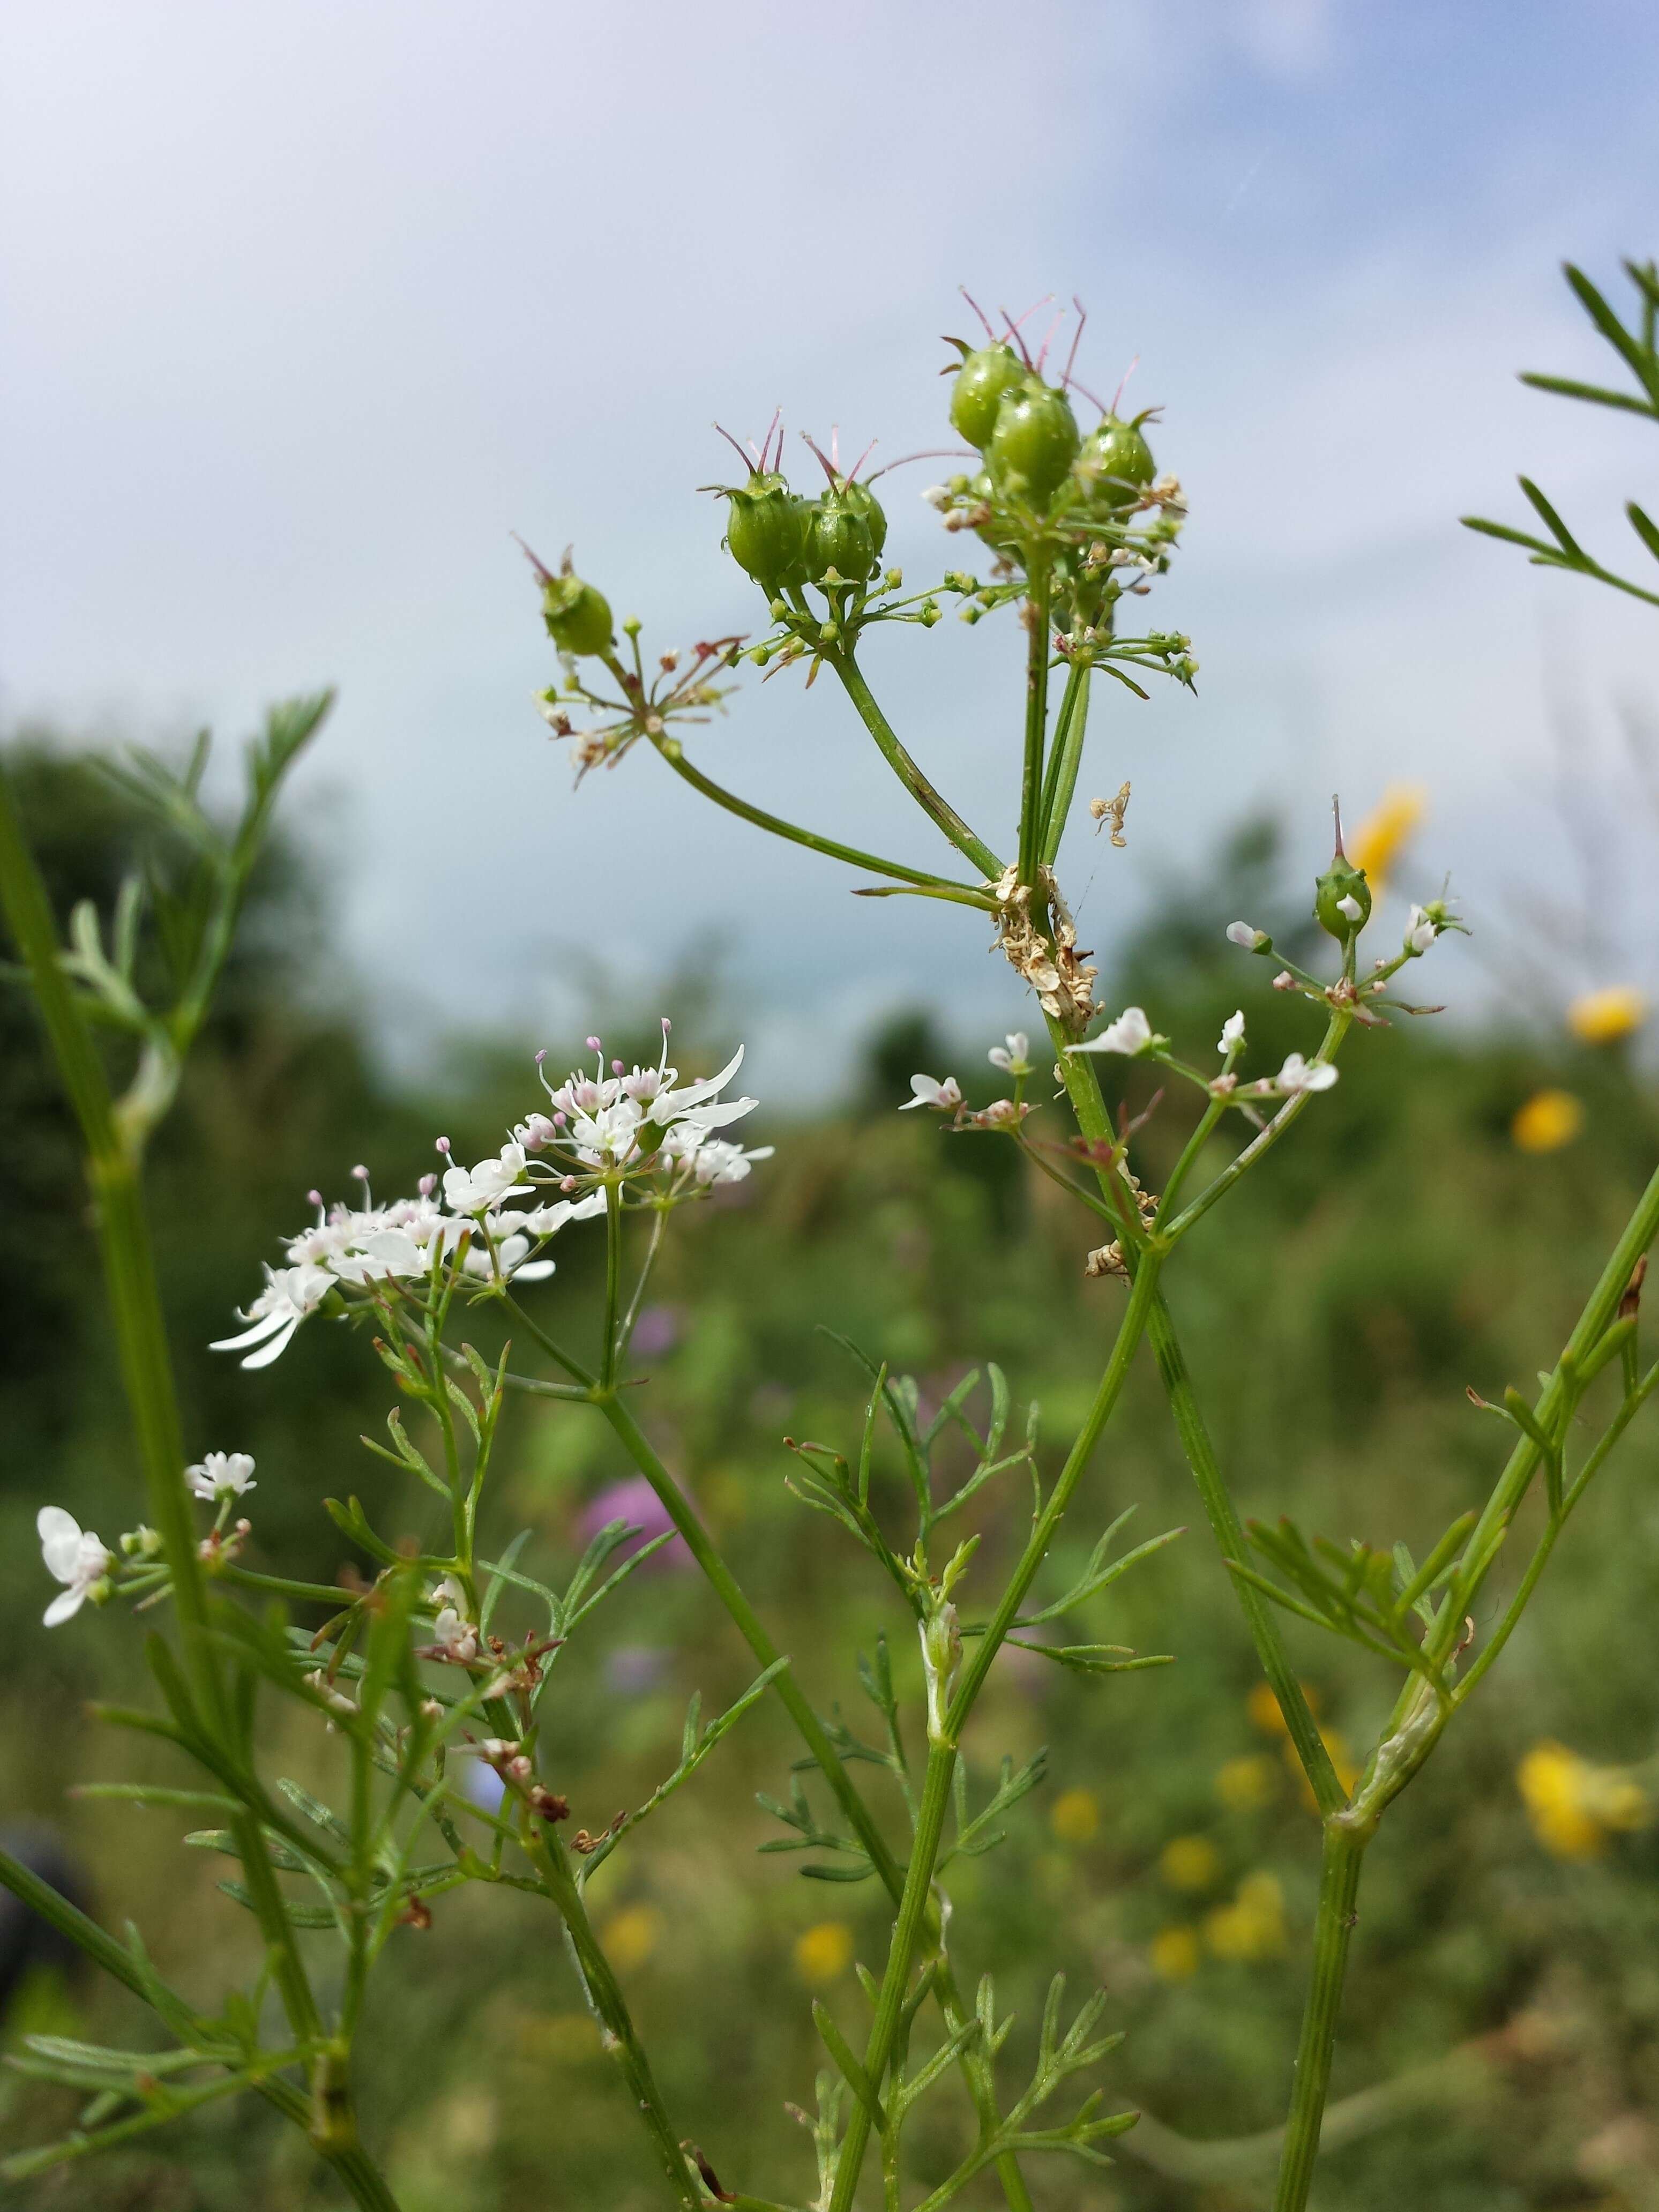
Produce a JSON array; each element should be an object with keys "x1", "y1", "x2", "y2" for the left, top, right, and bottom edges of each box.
[{"x1": 1089, "y1": 782, "x2": 1132, "y2": 845}]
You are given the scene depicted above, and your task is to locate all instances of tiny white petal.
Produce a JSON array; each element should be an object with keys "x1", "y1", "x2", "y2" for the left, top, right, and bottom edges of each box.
[
  {"x1": 1218, "y1": 1010, "x2": 1246, "y2": 1055},
  {"x1": 1226, "y1": 921, "x2": 1265, "y2": 949},
  {"x1": 1071, "y1": 1006, "x2": 1154, "y2": 1057},
  {"x1": 1336, "y1": 893, "x2": 1364, "y2": 922}
]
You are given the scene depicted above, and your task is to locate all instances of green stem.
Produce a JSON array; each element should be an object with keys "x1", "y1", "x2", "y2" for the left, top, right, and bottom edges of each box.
[
  {"x1": 1160, "y1": 1014, "x2": 1351, "y2": 1243},
  {"x1": 525, "y1": 1823, "x2": 699, "y2": 2211},
  {"x1": 1051, "y1": 1032, "x2": 1344, "y2": 1812},
  {"x1": 1453, "y1": 1362, "x2": 1659, "y2": 1708},
  {"x1": 1426, "y1": 1156, "x2": 1659, "y2": 1669},
  {"x1": 592, "y1": 1392, "x2": 1034, "y2": 2212},
  {"x1": 601, "y1": 1183, "x2": 623, "y2": 1387},
  {"x1": 649, "y1": 736, "x2": 992, "y2": 905},
  {"x1": 828, "y1": 649, "x2": 1003, "y2": 877},
  {"x1": 1038, "y1": 662, "x2": 1090, "y2": 869},
  {"x1": 1273, "y1": 1824, "x2": 1367, "y2": 2212},
  {"x1": 1017, "y1": 573, "x2": 1052, "y2": 887},
  {"x1": 828, "y1": 1745, "x2": 958, "y2": 2212},
  {"x1": 951, "y1": 1257, "x2": 1162, "y2": 1720}
]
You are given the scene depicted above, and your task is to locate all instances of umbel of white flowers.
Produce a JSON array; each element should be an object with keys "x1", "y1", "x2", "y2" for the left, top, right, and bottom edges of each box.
[{"x1": 211, "y1": 1029, "x2": 770, "y2": 1370}]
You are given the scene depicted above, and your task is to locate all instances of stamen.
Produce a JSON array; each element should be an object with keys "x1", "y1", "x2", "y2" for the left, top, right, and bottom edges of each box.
[{"x1": 959, "y1": 286, "x2": 996, "y2": 341}]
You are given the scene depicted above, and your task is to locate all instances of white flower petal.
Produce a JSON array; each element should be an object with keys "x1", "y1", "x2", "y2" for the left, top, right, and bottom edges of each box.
[
  {"x1": 43, "y1": 1586, "x2": 86, "y2": 1628},
  {"x1": 209, "y1": 1311, "x2": 289, "y2": 1353},
  {"x1": 38, "y1": 1506, "x2": 84, "y2": 1582},
  {"x1": 240, "y1": 1315, "x2": 302, "y2": 1370}
]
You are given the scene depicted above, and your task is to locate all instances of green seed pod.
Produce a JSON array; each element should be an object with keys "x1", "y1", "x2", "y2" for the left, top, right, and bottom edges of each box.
[
  {"x1": 988, "y1": 378, "x2": 1081, "y2": 505},
  {"x1": 968, "y1": 469, "x2": 1020, "y2": 556},
  {"x1": 1314, "y1": 851, "x2": 1372, "y2": 939},
  {"x1": 1078, "y1": 413, "x2": 1155, "y2": 513},
  {"x1": 541, "y1": 570, "x2": 614, "y2": 657},
  {"x1": 720, "y1": 470, "x2": 808, "y2": 594},
  {"x1": 948, "y1": 342, "x2": 1027, "y2": 449},
  {"x1": 836, "y1": 477, "x2": 887, "y2": 561},
  {"x1": 803, "y1": 485, "x2": 878, "y2": 585}
]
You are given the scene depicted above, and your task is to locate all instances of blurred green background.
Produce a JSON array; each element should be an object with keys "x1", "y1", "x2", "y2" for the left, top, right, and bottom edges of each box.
[{"x1": 3, "y1": 741, "x2": 1658, "y2": 2212}]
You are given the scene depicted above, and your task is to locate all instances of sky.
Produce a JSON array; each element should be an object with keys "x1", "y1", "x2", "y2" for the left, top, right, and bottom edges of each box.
[{"x1": 3, "y1": 0, "x2": 1658, "y2": 1097}]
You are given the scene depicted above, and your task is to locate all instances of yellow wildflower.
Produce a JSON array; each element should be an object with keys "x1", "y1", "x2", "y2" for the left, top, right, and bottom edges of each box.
[
  {"x1": 1149, "y1": 1925, "x2": 1201, "y2": 1982},
  {"x1": 1567, "y1": 987, "x2": 1646, "y2": 1045},
  {"x1": 1247, "y1": 1679, "x2": 1318, "y2": 1737},
  {"x1": 793, "y1": 1921, "x2": 855, "y2": 1985},
  {"x1": 600, "y1": 1903, "x2": 663, "y2": 1972},
  {"x1": 1512, "y1": 1089, "x2": 1584, "y2": 1154},
  {"x1": 1159, "y1": 1835, "x2": 1223, "y2": 1893},
  {"x1": 1518, "y1": 1740, "x2": 1649, "y2": 1862},
  {"x1": 1215, "y1": 1754, "x2": 1279, "y2": 1811},
  {"x1": 1204, "y1": 1871, "x2": 1287, "y2": 1962},
  {"x1": 1050, "y1": 1787, "x2": 1101, "y2": 1844},
  {"x1": 1347, "y1": 786, "x2": 1426, "y2": 890}
]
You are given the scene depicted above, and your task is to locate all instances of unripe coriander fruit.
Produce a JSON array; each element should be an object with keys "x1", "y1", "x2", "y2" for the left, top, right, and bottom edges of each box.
[
  {"x1": 949, "y1": 342, "x2": 1027, "y2": 449},
  {"x1": 1079, "y1": 414, "x2": 1155, "y2": 511},
  {"x1": 721, "y1": 472, "x2": 808, "y2": 594},
  {"x1": 803, "y1": 485, "x2": 877, "y2": 584},
  {"x1": 989, "y1": 377, "x2": 1080, "y2": 505},
  {"x1": 542, "y1": 572, "x2": 613, "y2": 657},
  {"x1": 838, "y1": 478, "x2": 888, "y2": 561},
  {"x1": 1314, "y1": 853, "x2": 1372, "y2": 939}
]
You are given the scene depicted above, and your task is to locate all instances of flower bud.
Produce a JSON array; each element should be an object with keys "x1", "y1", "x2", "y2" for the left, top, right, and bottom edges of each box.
[
  {"x1": 948, "y1": 341, "x2": 1027, "y2": 449},
  {"x1": 989, "y1": 378, "x2": 1080, "y2": 505},
  {"x1": 1314, "y1": 853, "x2": 1371, "y2": 940}
]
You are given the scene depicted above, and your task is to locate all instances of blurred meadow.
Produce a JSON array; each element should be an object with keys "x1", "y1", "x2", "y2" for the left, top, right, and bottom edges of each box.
[
  {"x1": 4, "y1": 746, "x2": 1658, "y2": 2210},
  {"x1": 6, "y1": 5, "x2": 1659, "y2": 2206}
]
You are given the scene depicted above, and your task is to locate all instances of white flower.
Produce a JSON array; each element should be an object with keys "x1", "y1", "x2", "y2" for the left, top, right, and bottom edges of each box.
[
  {"x1": 1227, "y1": 922, "x2": 1267, "y2": 949},
  {"x1": 517, "y1": 1190, "x2": 606, "y2": 1238},
  {"x1": 1336, "y1": 893, "x2": 1364, "y2": 923},
  {"x1": 1072, "y1": 1006, "x2": 1154, "y2": 1058},
  {"x1": 921, "y1": 484, "x2": 950, "y2": 510},
  {"x1": 1405, "y1": 904, "x2": 1436, "y2": 955},
  {"x1": 900, "y1": 1073, "x2": 963, "y2": 1112},
  {"x1": 186, "y1": 1451, "x2": 257, "y2": 1501},
  {"x1": 211, "y1": 1263, "x2": 333, "y2": 1370},
  {"x1": 427, "y1": 1581, "x2": 479, "y2": 1665},
  {"x1": 988, "y1": 1032, "x2": 1029, "y2": 1073},
  {"x1": 38, "y1": 1507, "x2": 113, "y2": 1627},
  {"x1": 330, "y1": 1228, "x2": 428, "y2": 1287},
  {"x1": 651, "y1": 1046, "x2": 757, "y2": 1127},
  {"x1": 687, "y1": 1138, "x2": 775, "y2": 1185},
  {"x1": 1275, "y1": 1052, "x2": 1338, "y2": 1094},
  {"x1": 442, "y1": 1142, "x2": 529, "y2": 1215},
  {"x1": 1218, "y1": 1010, "x2": 1246, "y2": 1056},
  {"x1": 567, "y1": 1097, "x2": 645, "y2": 1167}
]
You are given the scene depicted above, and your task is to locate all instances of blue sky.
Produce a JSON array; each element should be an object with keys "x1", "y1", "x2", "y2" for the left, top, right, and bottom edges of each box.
[{"x1": 3, "y1": 1, "x2": 1657, "y2": 1093}]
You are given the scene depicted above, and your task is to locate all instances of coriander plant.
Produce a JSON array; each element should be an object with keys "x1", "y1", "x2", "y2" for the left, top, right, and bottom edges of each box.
[{"x1": 2, "y1": 262, "x2": 1655, "y2": 2212}]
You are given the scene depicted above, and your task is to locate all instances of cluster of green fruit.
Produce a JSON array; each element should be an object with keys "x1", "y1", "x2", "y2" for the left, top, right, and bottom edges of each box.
[
  {"x1": 715, "y1": 435, "x2": 891, "y2": 602},
  {"x1": 946, "y1": 336, "x2": 1156, "y2": 519}
]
